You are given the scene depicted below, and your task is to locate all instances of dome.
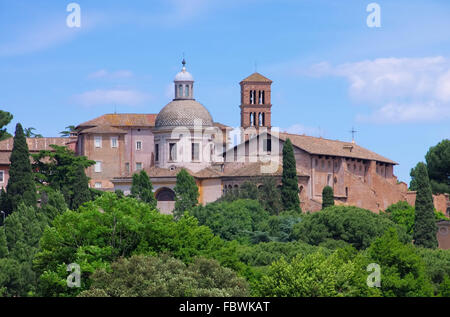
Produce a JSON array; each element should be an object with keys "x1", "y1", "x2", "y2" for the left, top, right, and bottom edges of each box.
[
  {"x1": 174, "y1": 69, "x2": 194, "y2": 82},
  {"x1": 155, "y1": 99, "x2": 213, "y2": 129}
]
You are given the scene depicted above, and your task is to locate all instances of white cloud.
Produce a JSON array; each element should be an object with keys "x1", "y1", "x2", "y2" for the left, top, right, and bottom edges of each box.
[
  {"x1": 309, "y1": 56, "x2": 450, "y2": 123},
  {"x1": 73, "y1": 89, "x2": 151, "y2": 107},
  {"x1": 88, "y1": 69, "x2": 134, "y2": 79}
]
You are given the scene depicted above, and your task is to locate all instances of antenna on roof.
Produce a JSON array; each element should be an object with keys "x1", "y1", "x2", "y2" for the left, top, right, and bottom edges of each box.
[{"x1": 350, "y1": 126, "x2": 358, "y2": 143}]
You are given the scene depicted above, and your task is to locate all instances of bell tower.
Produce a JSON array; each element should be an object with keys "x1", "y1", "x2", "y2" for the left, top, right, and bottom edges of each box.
[{"x1": 240, "y1": 72, "x2": 273, "y2": 141}]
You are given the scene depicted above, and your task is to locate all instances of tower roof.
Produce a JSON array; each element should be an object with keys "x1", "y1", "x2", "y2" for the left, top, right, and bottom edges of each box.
[
  {"x1": 174, "y1": 59, "x2": 194, "y2": 82},
  {"x1": 240, "y1": 72, "x2": 272, "y2": 84}
]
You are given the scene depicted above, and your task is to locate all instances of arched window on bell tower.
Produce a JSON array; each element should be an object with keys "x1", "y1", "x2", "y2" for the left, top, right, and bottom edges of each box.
[{"x1": 174, "y1": 58, "x2": 195, "y2": 100}]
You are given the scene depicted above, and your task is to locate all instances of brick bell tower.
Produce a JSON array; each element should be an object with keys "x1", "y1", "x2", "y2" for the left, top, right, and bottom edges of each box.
[{"x1": 240, "y1": 72, "x2": 273, "y2": 142}]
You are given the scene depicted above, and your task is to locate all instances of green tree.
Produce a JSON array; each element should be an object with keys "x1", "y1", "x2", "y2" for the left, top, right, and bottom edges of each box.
[
  {"x1": 70, "y1": 164, "x2": 92, "y2": 210},
  {"x1": 5, "y1": 123, "x2": 37, "y2": 213},
  {"x1": 130, "y1": 170, "x2": 156, "y2": 208},
  {"x1": 425, "y1": 139, "x2": 450, "y2": 194},
  {"x1": 412, "y1": 162, "x2": 438, "y2": 249},
  {"x1": 239, "y1": 181, "x2": 258, "y2": 200},
  {"x1": 190, "y1": 199, "x2": 270, "y2": 243},
  {"x1": 322, "y1": 186, "x2": 334, "y2": 209},
  {"x1": 0, "y1": 227, "x2": 7, "y2": 258},
  {"x1": 32, "y1": 144, "x2": 95, "y2": 208},
  {"x1": 59, "y1": 125, "x2": 76, "y2": 137},
  {"x1": 257, "y1": 247, "x2": 379, "y2": 297},
  {"x1": 281, "y1": 139, "x2": 301, "y2": 213},
  {"x1": 24, "y1": 127, "x2": 43, "y2": 138},
  {"x1": 367, "y1": 228, "x2": 434, "y2": 297},
  {"x1": 415, "y1": 247, "x2": 450, "y2": 296},
  {"x1": 78, "y1": 255, "x2": 248, "y2": 297},
  {"x1": 292, "y1": 205, "x2": 410, "y2": 250},
  {"x1": 34, "y1": 194, "x2": 230, "y2": 296},
  {"x1": 0, "y1": 110, "x2": 13, "y2": 141},
  {"x1": 258, "y1": 177, "x2": 283, "y2": 215},
  {"x1": 173, "y1": 169, "x2": 199, "y2": 219}
]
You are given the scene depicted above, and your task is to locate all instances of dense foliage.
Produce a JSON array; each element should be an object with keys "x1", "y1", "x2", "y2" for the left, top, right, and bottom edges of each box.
[
  {"x1": 0, "y1": 110, "x2": 13, "y2": 141},
  {"x1": 292, "y1": 205, "x2": 410, "y2": 250},
  {"x1": 424, "y1": 139, "x2": 450, "y2": 194},
  {"x1": 78, "y1": 255, "x2": 248, "y2": 297}
]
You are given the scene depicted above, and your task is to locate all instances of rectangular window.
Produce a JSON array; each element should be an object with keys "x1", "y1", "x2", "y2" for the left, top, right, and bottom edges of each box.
[
  {"x1": 94, "y1": 161, "x2": 102, "y2": 173},
  {"x1": 155, "y1": 144, "x2": 159, "y2": 162},
  {"x1": 263, "y1": 139, "x2": 272, "y2": 152},
  {"x1": 191, "y1": 143, "x2": 200, "y2": 161},
  {"x1": 136, "y1": 162, "x2": 143, "y2": 171},
  {"x1": 169, "y1": 143, "x2": 177, "y2": 161},
  {"x1": 136, "y1": 141, "x2": 142, "y2": 151},
  {"x1": 0, "y1": 170, "x2": 4, "y2": 183},
  {"x1": 111, "y1": 137, "x2": 118, "y2": 148},
  {"x1": 95, "y1": 182, "x2": 102, "y2": 189},
  {"x1": 125, "y1": 162, "x2": 130, "y2": 173},
  {"x1": 94, "y1": 136, "x2": 102, "y2": 148}
]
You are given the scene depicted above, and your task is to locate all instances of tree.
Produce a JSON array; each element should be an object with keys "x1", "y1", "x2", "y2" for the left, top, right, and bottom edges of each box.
[
  {"x1": 173, "y1": 169, "x2": 199, "y2": 219},
  {"x1": 239, "y1": 181, "x2": 258, "y2": 200},
  {"x1": 367, "y1": 228, "x2": 434, "y2": 297},
  {"x1": 0, "y1": 110, "x2": 13, "y2": 141},
  {"x1": 34, "y1": 194, "x2": 230, "y2": 296},
  {"x1": 59, "y1": 125, "x2": 76, "y2": 137},
  {"x1": 70, "y1": 164, "x2": 92, "y2": 210},
  {"x1": 32, "y1": 144, "x2": 95, "y2": 208},
  {"x1": 257, "y1": 247, "x2": 379, "y2": 297},
  {"x1": 425, "y1": 139, "x2": 450, "y2": 194},
  {"x1": 258, "y1": 177, "x2": 283, "y2": 215},
  {"x1": 0, "y1": 227, "x2": 7, "y2": 258},
  {"x1": 78, "y1": 255, "x2": 248, "y2": 297},
  {"x1": 131, "y1": 170, "x2": 156, "y2": 208},
  {"x1": 5, "y1": 123, "x2": 37, "y2": 213},
  {"x1": 190, "y1": 199, "x2": 270, "y2": 243},
  {"x1": 292, "y1": 205, "x2": 410, "y2": 250},
  {"x1": 412, "y1": 162, "x2": 438, "y2": 249},
  {"x1": 24, "y1": 127, "x2": 43, "y2": 138},
  {"x1": 281, "y1": 139, "x2": 301, "y2": 213},
  {"x1": 322, "y1": 186, "x2": 334, "y2": 209}
]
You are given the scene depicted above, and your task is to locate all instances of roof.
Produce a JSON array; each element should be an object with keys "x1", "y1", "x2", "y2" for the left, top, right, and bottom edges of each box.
[
  {"x1": 80, "y1": 126, "x2": 128, "y2": 134},
  {"x1": 0, "y1": 137, "x2": 71, "y2": 165},
  {"x1": 0, "y1": 137, "x2": 70, "y2": 152},
  {"x1": 278, "y1": 132, "x2": 397, "y2": 165},
  {"x1": 222, "y1": 162, "x2": 307, "y2": 178},
  {"x1": 240, "y1": 72, "x2": 273, "y2": 84},
  {"x1": 77, "y1": 114, "x2": 158, "y2": 128},
  {"x1": 113, "y1": 166, "x2": 224, "y2": 181},
  {"x1": 155, "y1": 99, "x2": 213, "y2": 129}
]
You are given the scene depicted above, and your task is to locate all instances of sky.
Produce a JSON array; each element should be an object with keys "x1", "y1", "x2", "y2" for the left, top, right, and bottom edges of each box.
[{"x1": 0, "y1": 0, "x2": 449, "y2": 184}]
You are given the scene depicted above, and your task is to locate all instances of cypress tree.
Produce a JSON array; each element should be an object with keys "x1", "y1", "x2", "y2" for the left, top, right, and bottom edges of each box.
[
  {"x1": 412, "y1": 162, "x2": 438, "y2": 248},
  {"x1": 5, "y1": 123, "x2": 36, "y2": 213},
  {"x1": 174, "y1": 169, "x2": 199, "y2": 219},
  {"x1": 281, "y1": 139, "x2": 301, "y2": 213},
  {"x1": 70, "y1": 164, "x2": 92, "y2": 210},
  {"x1": 322, "y1": 186, "x2": 335, "y2": 209},
  {"x1": 131, "y1": 170, "x2": 156, "y2": 208}
]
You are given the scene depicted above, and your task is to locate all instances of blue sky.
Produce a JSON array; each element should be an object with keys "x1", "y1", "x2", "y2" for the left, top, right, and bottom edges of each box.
[{"x1": 0, "y1": 0, "x2": 449, "y2": 184}]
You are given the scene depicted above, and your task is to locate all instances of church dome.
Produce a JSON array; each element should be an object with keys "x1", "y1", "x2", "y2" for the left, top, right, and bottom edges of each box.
[
  {"x1": 175, "y1": 69, "x2": 194, "y2": 81},
  {"x1": 155, "y1": 99, "x2": 214, "y2": 129}
]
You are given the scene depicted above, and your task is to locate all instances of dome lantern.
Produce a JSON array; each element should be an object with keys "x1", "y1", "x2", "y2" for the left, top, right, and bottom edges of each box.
[{"x1": 174, "y1": 58, "x2": 194, "y2": 100}]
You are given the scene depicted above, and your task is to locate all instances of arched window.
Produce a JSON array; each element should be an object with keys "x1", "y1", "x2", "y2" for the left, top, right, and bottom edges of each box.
[
  {"x1": 178, "y1": 85, "x2": 183, "y2": 97},
  {"x1": 259, "y1": 113, "x2": 262, "y2": 126},
  {"x1": 262, "y1": 113, "x2": 265, "y2": 126},
  {"x1": 185, "y1": 85, "x2": 189, "y2": 97}
]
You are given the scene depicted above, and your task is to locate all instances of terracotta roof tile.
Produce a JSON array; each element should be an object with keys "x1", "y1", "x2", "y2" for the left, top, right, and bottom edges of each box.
[
  {"x1": 278, "y1": 132, "x2": 397, "y2": 165},
  {"x1": 80, "y1": 126, "x2": 128, "y2": 134},
  {"x1": 0, "y1": 137, "x2": 70, "y2": 152},
  {"x1": 240, "y1": 72, "x2": 272, "y2": 84},
  {"x1": 77, "y1": 114, "x2": 157, "y2": 128}
]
